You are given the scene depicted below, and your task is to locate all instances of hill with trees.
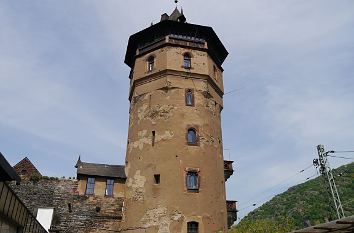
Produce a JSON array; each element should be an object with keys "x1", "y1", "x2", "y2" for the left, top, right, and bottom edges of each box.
[{"x1": 236, "y1": 162, "x2": 353, "y2": 230}]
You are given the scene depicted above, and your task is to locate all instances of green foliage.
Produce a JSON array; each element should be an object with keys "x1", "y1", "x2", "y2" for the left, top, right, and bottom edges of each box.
[
  {"x1": 227, "y1": 216, "x2": 294, "y2": 233},
  {"x1": 29, "y1": 173, "x2": 41, "y2": 182},
  {"x1": 240, "y1": 163, "x2": 354, "y2": 230}
]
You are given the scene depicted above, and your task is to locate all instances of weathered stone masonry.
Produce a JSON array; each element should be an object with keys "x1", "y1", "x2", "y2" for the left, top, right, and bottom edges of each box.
[{"x1": 10, "y1": 180, "x2": 124, "y2": 233}]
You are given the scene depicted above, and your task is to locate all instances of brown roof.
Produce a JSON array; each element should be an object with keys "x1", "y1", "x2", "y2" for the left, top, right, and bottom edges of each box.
[
  {"x1": 290, "y1": 215, "x2": 354, "y2": 233},
  {"x1": 76, "y1": 158, "x2": 126, "y2": 179},
  {"x1": 13, "y1": 157, "x2": 41, "y2": 177}
]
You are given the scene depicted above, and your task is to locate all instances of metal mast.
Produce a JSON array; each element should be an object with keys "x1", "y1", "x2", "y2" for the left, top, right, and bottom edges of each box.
[{"x1": 316, "y1": 144, "x2": 345, "y2": 219}]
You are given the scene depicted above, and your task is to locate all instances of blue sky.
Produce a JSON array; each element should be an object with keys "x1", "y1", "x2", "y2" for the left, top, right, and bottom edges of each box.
[{"x1": 1, "y1": 0, "x2": 354, "y2": 219}]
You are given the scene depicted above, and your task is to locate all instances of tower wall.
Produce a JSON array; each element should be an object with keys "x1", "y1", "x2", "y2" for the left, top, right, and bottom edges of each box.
[{"x1": 123, "y1": 44, "x2": 228, "y2": 232}]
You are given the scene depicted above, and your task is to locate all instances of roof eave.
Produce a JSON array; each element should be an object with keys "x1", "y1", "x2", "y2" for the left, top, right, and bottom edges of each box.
[
  {"x1": 0, "y1": 152, "x2": 21, "y2": 183},
  {"x1": 124, "y1": 20, "x2": 228, "y2": 68}
]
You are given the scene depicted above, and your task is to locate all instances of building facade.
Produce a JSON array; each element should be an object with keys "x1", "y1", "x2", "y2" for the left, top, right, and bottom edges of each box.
[{"x1": 122, "y1": 8, "x2": 233, "y2": 233}]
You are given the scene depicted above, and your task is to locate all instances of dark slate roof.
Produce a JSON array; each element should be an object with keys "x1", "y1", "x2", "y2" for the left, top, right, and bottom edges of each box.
[
  {"x1": 76, "y1": 160, "x2": 126, "y2": 179},
  {"x1": 0, "y1": 152, "x2": 21, "y2": 183},
  {"x1": 125, "y1": 20, "x2": 228, "y2": 68}
]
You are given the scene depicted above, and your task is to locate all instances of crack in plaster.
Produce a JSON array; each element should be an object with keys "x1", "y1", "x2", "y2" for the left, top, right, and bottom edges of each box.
[
  {"x1": 155, "y1": 130, "x2": 174, "y2": 142},
  {"x1": 137, "y1": 104, "x2": 176, "y2": 123},
  {"x1": 126, "y1": 170, "x2": 146, "y2": 202},
  {"x1": 128, "y1": 130, "x2": 151, "y2": 153},
  {"x1": 140, "y1": 206, "x2": 184, "y2": 233}
]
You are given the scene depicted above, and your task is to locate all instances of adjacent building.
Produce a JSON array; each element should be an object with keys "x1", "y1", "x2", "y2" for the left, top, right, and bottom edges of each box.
[{"x1": 0, "y1": 153, "x2": 47, "y2": 233}]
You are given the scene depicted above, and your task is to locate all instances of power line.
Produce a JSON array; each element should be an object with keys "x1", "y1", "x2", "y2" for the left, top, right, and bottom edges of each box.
[
  {"x1": 331, "y1": 150, "x2": 354, "y2": 153},
  {"x1": 237, "y1": 163, "x2": 314, "y2": 210},
  {"x1": 327, "y1": 155, "x2": 354, "y2": 160},
  {"x1": 224, "y1": 88, "x2": 242, "y2": 95},
  {"x1": 305, "y1": 173, "x2": 318, "y2": 181}
]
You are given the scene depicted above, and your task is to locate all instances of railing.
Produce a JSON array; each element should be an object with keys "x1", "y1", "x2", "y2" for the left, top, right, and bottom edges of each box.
[
  {"x1": 224, "y1": 160, "x2": 234, "y2": 181},
  {"x1": 0, "y1": 181, "x2": 47, "y2": 233},
  {"x1": 137, "y1": 34, "x2": 206, "y2": 56}
]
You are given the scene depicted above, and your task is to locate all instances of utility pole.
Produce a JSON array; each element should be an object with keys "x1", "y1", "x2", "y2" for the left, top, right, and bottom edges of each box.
[{"x1": 315, "y1": 145, "x2": 345, "y2": 219}]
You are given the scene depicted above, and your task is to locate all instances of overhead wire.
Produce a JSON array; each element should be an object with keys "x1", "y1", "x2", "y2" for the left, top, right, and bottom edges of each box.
[
  {"x1": 224, "y1": 88, "x2": 242, "y2": 95},
  {"x1": 327, "y1": 155, "x2": 354, "y2": 160},
  {"x1": 331, "y1": 150, "x2": 354, "y2": 153},
  {"x1": 237, "y1": 163, "x2": 314, "y2": 211},
  {"x1": 237, "y1": 148, "x2": 354, "y2": 215}
]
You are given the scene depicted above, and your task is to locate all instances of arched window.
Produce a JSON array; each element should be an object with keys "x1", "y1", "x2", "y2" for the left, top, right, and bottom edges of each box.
[
  {"x1": 184, "y1": 53, "x2": 191, "y2": 68},
  {"x1": 186, "y1": 172, "x2": 198, "y2": 190},
  {"x1": 187, "y1": 128, "x2": 197, "y2": 145},
  {"x1": 186, "y1": 89, "x2": 194, "y2": 106},
  {"x1": 148, "y1": 56, "x2": 154, "y2": 71},
  {"x1": 187, "y1": 221, "x2": 199, "y2": 233}
]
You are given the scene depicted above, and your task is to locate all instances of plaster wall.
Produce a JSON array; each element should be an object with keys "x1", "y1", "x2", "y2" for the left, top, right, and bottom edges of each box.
[
  {"x1": 123, "y1": 45, "x2": 227, "y2": 232},
  {"x1": 77, "y1": 176, "x2": 125, "y2": 198},
  {"x1": 132, "y1": 46, "x2": 224, "y2": 94}
]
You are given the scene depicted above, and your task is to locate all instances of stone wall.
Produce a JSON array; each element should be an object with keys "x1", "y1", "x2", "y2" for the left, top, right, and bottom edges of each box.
[{"x1": 10, "y1": 179, "x2": 123, "y2": 233}]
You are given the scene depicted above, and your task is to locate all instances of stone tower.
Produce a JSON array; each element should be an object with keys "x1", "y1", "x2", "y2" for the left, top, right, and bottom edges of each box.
[{"x1": 122, "y1": 8, "x2": 233, "y2": 233}]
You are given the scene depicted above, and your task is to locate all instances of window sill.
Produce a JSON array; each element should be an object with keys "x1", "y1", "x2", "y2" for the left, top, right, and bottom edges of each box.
[
  {"x1": 187, "y1": 142, "x2": 198, "y2": 146},
  {"x1": 187, "y1": 189, "x2": 199, "y2": 193}
]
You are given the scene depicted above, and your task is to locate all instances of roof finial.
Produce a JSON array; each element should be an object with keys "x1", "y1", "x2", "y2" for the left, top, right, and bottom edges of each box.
[{"x1": 75, "y1": 155, "x2": 82, "y2": 168}]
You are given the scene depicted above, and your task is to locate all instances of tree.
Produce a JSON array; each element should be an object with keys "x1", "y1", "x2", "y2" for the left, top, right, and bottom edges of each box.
[{"x1": 225, "y1": 216, "x2": 294, "y2": 233}]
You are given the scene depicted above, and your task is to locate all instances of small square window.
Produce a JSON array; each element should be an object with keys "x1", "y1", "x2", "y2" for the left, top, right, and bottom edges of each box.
[{"x1": 154, "y1": 174, "x2": 160, "y2": 184}]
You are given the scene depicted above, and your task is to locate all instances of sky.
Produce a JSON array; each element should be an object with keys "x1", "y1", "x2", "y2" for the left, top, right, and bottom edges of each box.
[{"x1": 1, "y1": 0, "x2": 354, "y2": 220}]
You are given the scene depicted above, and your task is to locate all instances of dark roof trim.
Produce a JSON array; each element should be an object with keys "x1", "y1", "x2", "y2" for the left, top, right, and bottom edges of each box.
[
  {"x1": 0, "y1": 152, "x2": 21, "y2": 183},
  {"x1": 125, "y1": 20, "x2": 228, "y2": 68}
]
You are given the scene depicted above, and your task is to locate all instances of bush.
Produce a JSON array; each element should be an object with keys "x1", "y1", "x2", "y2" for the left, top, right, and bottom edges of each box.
[{"x1": 29, "y1": 173, "x2": 41, "y2": 182}]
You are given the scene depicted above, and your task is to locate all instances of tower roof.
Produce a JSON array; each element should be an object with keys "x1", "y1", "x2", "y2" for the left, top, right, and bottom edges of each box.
[{"x1": 124, "y1": 20, "x2": 228, "y2": 68}]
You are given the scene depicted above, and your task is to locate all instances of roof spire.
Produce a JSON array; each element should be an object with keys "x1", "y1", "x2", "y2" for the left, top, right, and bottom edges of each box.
[{"x1": 75, "y1": 155, "x2": 82, "y2": 168}]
